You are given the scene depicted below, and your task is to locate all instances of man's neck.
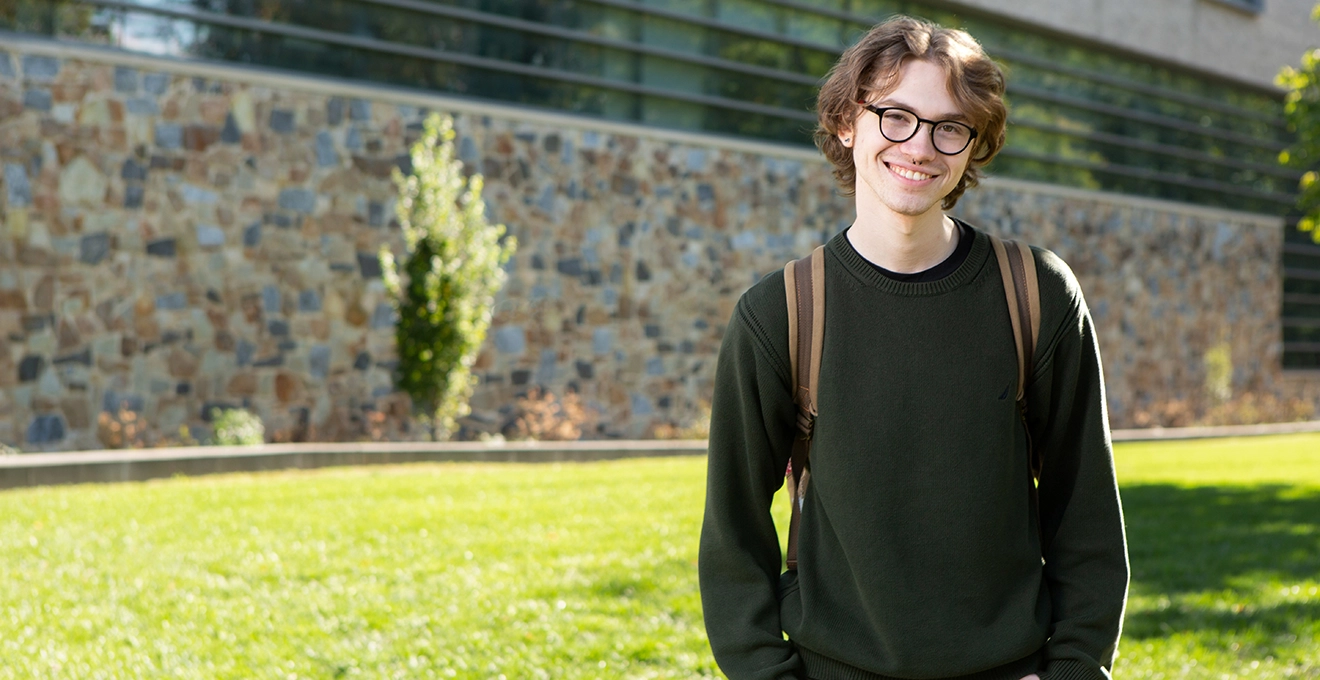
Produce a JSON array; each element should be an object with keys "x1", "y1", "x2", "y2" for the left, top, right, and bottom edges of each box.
[{"x1": 846, "y1": 205, "x2": 959, "y2": 274}]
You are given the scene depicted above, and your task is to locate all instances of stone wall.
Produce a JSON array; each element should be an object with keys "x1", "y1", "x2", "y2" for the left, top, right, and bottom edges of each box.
[
  {"x1": 0, "y1": 40, "x2": 1315, "y2": 451},
  {"x1": 0, "y1": 45, "x2": 413, "y2": 450},
  {"x1": 956, "y1": 182, "x2": 1300, "y2": 426}
]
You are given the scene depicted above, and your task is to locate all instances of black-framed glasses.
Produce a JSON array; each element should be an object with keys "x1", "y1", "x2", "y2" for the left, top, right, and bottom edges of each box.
[{"x1": 857, "y1": 102, "x2": 977, "y2": 155}]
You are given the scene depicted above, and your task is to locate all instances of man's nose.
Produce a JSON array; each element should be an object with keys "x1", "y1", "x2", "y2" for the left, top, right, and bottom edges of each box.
[{"x1": 898, "y1": 123, "x2": 938, "y2": 160}]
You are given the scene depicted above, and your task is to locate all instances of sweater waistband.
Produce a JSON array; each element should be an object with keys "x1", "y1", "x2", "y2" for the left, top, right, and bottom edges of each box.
[{"x1": 799, "y1": 645, "x2": 1041, "y2": 680}]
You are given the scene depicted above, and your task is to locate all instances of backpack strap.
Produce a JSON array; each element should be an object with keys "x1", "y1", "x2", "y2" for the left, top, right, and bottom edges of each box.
[
  {"x1": 782, "y1": 245, "x2": 824, "y2": 571},
  {"x1": 989, "y1": 235, "x2": 1041, "y2": 405},
  {"x1": 989, "y1": 235, "x2": 1045, "y2": 512}
]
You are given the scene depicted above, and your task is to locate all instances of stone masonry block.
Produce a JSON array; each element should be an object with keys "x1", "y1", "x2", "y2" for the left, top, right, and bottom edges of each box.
[
  {"x1": 270, "y1": 109, "x2": 295, "y2": 133},
  {"x1": 114, "y1": 66, "x2": 138, "y2": 93},
  {"x1": 4, "y1": 164, "x2": 31, "y2": 207},
  {"x1": 21, "y1": 55, "x2": 59, "y2": 82},
  {"x1": 23, "y1": 89, "x2": 52, "y2": 111},
  {"x1": 26, "y1": 414, "x2": 65, "y2": 445},
  {"x1": 278, "y1": 188, "x2": 316, "y2": 214}
]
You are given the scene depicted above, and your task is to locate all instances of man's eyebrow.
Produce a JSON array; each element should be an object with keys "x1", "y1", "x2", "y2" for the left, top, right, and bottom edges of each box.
[{"x1": 872, "y1": 98, "x2": 968, "y2": 121}]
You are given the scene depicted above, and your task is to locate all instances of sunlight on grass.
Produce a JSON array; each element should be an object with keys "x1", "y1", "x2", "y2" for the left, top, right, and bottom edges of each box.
[
  {"x1": 0, "y1": 460, "x2": 718, "y2": 679},
  {"x1": 1115, "y1": 433, "x2": 1320, "y2": 486},
  {"x1": 0, "y1": 433, "x2": 1316, "y2": 678},
  {"x1": 1115, "y1": 434, "x2": 1320, "y2": 679}
]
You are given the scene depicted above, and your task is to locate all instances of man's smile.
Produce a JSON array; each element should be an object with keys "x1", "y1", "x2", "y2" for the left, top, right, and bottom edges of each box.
[{"x1": 884, "y1": 160, "x2": 938, "y2": 182}]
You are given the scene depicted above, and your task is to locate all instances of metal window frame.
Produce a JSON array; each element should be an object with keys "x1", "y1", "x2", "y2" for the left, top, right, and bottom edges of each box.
[
  {"x1": 361, "y1": 0, "x2": 1287, "y2": 133},
  {"x1": 348, "y1": 1, "x2": 1293, "y2": 158},
  {"x1": 1008, "y1": 83, "x2": 1288, "y2": 152},
  {"x1": 76, "y1": 0, "x2": 818, "y2": 122},
  {"x1": 82, "y1": 1, "x2": 1285, "y2": 143},
  {"x1": 1278, "y1": 231, "x2": 1318, "y2": 369},
  {"x1": 1202, "y1": 0, "x2": 1266, "y2": 16},
  {"x1": 354, "y1": 0, "x2": 824, "y2": 87},
  {"x1": 746, "y1": 0, "x2": 1284, "y2": 121},
  {"x1": 1010, "y1": 117, "x2": 1299, "y2": 182},
  {"x1": 55, "y1": 0, "x2": 1297, "y2": 213},
  {"x1": 993, "y1": 47, "x2": 1285, "y2": 130},
  {"x1": 996, "y1": 147, "x2": 1295, "y2": 206},
  {"x1": 1283, "y1": 268, "x2": 1320, "y2": 282}
]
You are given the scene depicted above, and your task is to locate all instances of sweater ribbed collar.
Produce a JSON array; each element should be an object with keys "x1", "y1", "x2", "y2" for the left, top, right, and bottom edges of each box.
[{"x1": 828, "y1": 219, "x2": 991, "y2": 296}]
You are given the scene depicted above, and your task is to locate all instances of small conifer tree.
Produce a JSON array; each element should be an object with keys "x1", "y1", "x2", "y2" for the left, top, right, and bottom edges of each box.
[
  {"x1": 380, "y1": 114, "x2": 516, "y2": 440},
  {"x1": 1279, "y1": 5, "x2": 1320, "y2": 242}
]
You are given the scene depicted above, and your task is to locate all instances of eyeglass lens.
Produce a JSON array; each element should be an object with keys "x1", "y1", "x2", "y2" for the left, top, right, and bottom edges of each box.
[{"x1": 879, "y1": 109, "x2": 972, "y2": 155}]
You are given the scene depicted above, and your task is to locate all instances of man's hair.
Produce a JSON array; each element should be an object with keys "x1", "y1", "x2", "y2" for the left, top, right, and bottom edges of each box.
[{"x1": 814, "y1": 15, "x2": 1007, "y2": 208}]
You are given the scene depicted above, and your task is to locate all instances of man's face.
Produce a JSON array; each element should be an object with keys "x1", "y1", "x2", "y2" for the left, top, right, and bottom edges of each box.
[{"x1": 840, "y1": 58, "x2": 973, "y2": 223}]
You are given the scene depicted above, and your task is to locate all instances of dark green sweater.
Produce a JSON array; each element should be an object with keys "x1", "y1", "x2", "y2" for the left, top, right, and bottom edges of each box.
[{"x1": 699, "y1": 226, "x2": 1129, "y2": 680}]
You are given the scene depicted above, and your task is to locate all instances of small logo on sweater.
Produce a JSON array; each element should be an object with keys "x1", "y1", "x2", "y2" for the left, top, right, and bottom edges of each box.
[{"x1": 998, "y1": 383, "x2": 1012, "y2": 401}]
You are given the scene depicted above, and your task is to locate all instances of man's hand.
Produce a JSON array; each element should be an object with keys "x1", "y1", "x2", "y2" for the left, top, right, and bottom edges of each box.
[{"x1": 1019, "y1": 675, "x2": 1041, "y2": 680}]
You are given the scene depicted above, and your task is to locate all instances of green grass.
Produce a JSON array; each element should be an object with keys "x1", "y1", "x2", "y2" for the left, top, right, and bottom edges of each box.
[
  {"x1": 0, "y1": 460, "x2": 716, "y2": 679},
  {"x1": 1115, "y1": 434, "x2": 1320, "y2": 678},
  {"x1": 0, "y1": 434, "x2": 1317, "y2": 678}
]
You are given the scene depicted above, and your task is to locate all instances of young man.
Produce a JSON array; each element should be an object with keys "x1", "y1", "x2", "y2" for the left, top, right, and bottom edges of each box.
[{"x1": 699, "y1": 16, "x2": 1129, "y2": 680}]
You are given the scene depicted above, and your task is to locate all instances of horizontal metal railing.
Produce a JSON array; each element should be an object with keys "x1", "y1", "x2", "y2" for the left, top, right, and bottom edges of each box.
[
  {"x1": 76, "y1": 0, "x2": 819, "y2": 122},
  {"x1": 16, "y1": 0, "x2": 1295, "y2": 214},
  {"x1": 1283, "y1": 229, "x2": 1320, "y2": 368}
]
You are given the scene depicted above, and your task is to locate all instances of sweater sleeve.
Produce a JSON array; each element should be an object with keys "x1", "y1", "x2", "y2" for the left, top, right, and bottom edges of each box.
[
  {"x1": 1026, "y1": 251, "x2": 1130, "y2": 680},
  {"x1": 699, "y1": 285, "x2": 805, "y2": 680}
]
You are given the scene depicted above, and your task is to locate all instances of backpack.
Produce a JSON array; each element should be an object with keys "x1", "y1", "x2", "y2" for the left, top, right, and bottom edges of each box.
[{"x1": 781, "y1": 234, "x2": 1042, "y2": 571}]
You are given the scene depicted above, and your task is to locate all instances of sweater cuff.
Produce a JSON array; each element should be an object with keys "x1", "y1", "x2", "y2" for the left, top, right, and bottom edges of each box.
[{"x1": 1039, "y1": 659, "x2": 1108, "y2": 680}]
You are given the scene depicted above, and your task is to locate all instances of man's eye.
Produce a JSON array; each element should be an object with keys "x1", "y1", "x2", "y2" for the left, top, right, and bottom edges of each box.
[
  {"x1": 883, "y1": 112, "x2": 911, "y2": 123},
  {"x1": 937, "y1": 123, "x2": 964, "y2": 134}
]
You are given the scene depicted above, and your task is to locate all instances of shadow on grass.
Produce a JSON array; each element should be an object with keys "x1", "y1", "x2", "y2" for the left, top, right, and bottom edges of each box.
[{"x1": 1121, "y1": 483, "x2": 1320, "y2": 643}]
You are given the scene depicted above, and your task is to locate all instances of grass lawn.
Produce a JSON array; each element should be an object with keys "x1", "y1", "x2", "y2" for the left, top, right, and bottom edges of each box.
[
  {"x1": 1114, "y1": 434, "x2": 1320, "y2": 679},
  {"x1": 0, "y1": 434, "x2": 1316, "y2": 678}
]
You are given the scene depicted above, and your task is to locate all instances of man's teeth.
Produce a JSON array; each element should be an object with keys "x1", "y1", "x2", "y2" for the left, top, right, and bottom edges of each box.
[{"x1": 890, "y1": 165, "x2": 933, "y2": 181}]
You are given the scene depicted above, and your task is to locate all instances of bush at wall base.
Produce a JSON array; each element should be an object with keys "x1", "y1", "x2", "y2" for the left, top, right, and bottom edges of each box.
[{"x1": 211, "y1": 408, "x2": 266, "y2": 446}]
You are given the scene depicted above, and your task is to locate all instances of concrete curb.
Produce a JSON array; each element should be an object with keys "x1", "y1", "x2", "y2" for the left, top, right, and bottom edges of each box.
[
  {"x1": 1, "y1": 422, "x2": 1316, "y2": 490},
  {"x1": 1110, "y1": 420, "x2": 1320, "y2": 441},
  {"x1": 0, "y1": 440, "x2": 708, "y2": 490}
]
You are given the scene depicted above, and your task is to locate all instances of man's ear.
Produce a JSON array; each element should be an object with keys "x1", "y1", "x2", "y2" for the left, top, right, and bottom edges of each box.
[{"x1": 838, "y1": 125, "x2": 854, "y2": 148}]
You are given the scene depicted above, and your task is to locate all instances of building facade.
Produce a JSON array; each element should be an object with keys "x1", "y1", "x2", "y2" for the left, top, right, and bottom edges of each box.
[{"x1": 1, "y1": 0, "x2": 1318, "y2": 449}]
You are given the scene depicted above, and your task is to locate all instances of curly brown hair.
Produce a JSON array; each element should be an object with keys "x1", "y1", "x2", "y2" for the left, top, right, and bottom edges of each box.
[{"x1": 814, "y1": 15, "x2": 1007, "y2": 209}]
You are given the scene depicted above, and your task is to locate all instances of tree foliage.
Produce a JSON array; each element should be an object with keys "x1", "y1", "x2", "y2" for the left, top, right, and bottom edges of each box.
[
  {"x1": 380, "y1": 114, "x2": 515, "y2": 440},
  {"x1": 1278, "y1": 4, "x2": 1320, "y2": 242}
]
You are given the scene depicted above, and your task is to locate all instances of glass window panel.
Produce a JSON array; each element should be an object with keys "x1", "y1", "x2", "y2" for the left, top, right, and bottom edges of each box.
[
  {"x1": 1007, "y1": 127, "x2": 1293, "y2": 195},
  {"x1": 113, "y1": 11, "x2": 201, "y2": 57},
  {"x1": 13, "y1": 0, "x2": 1294, "y2": 215},
  {"x1": 638, "y1": 0, "x2": 713, "y2": 19},
  {"x1": 972, "y1": 19, "x2": 1282, "y2": 120},
  {"x1": 709, "y1": 32, "x2": 797, "y2": 70},
  {"x1": 1284, "y1": 301, "x2": 1320, "y2": 318},
  {"x1": 1007, "y1": 92, "x2": 1282, "y2": 168},
  {"x1": 52, "y1": 3, "x2": 115, "y2": 43},
  {"x1": 1284, "y1": 252, "x2": 1320, "y2": 270},
  {"x1": 577, "y1": 4, "x2": 639, "y2": 42},
  {"x1": 850, "y1": 0, "x2": 909, "y2": 16},
  {"x1": 642, "y1": 95, "x2": 706, "y2": 130},
  {"x1": 641, "y1": 16, "x2": 706, "y2": 52},
  {"x1": 715, "y1": 0, "x2": 780, "y2": 34},
  {"x1": 796, "y1": 48, "x2": 838, "y2": 77},
  {"x1": 599, "y1": 89, "x2": 640, "y2": 120},
  {"x1": 1285, "y1": 278, "x2": 1320, "y2": 296},
  {"x1": 1002, "y1": 57, "x2": 1286, "y2": 144},
  {"x1": 783, "y1": 9, "x2": 841, "y2": 48},
  {"x1": 641, "y1": 56, "x2": 706, "y2": 95},
  {"x1": 599, "y1": 46, "x2": 640, "y2": 82},
  {"x1": 3, "y1": 0, "x2": 54, "y2": 33}
]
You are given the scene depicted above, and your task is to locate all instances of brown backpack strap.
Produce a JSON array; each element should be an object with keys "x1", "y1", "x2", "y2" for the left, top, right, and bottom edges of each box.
[
  {"x1": 990, "y1": 235, "x2": 1045, "y2": 526},
  {"x1": 782, "y1": 245, "x2": 824, "y2": 571},
  {"x1": 989, "y1": 236, "x2": 1040, "y2": 405}
]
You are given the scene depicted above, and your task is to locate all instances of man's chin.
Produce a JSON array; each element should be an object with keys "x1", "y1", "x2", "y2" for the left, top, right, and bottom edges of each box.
[{"x1": 884, "y1": 198, "x2": 944, "y2": 218}]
